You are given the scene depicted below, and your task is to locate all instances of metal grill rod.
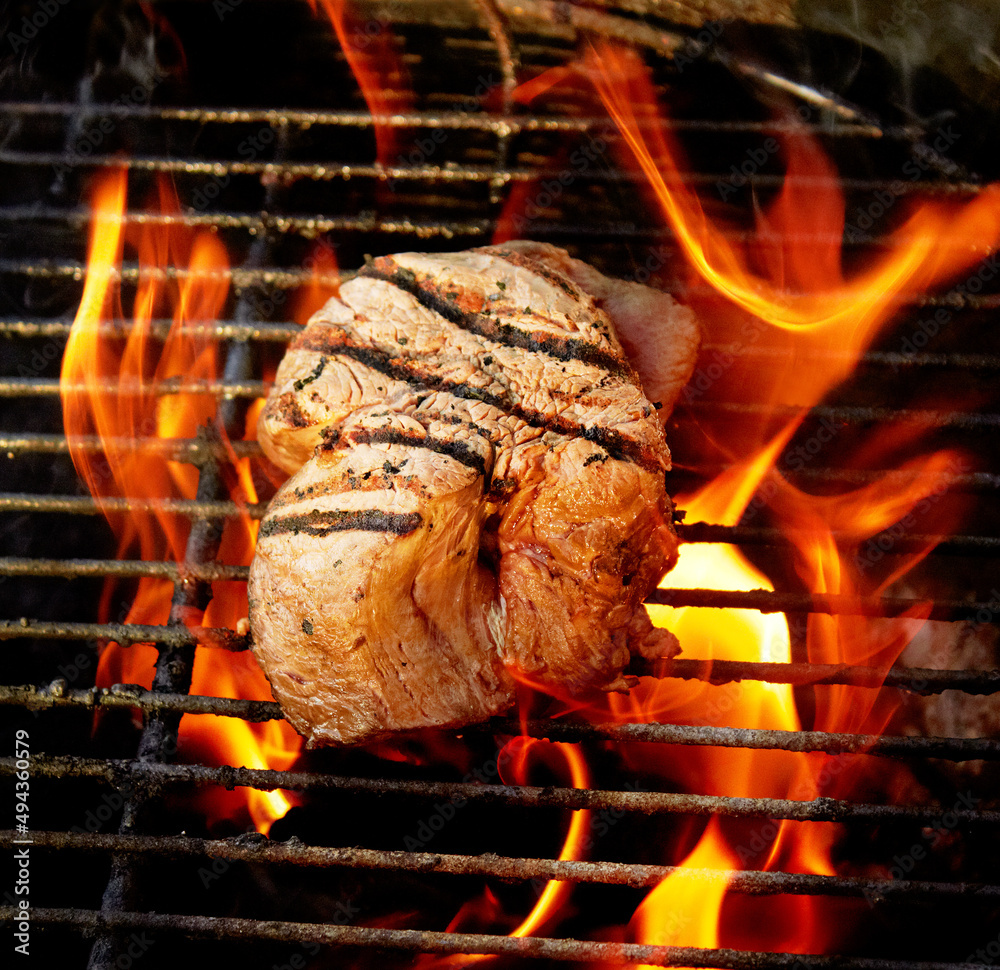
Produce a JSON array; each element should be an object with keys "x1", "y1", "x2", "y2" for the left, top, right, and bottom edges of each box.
[
  {"x1": 0, "y1": 557, "x2": 249, "y2": 581},
  {"x1": 648, "y1": 658, "x2": 1000, "y2": 695},
  {"x1": 685, "y1": 401, "x2": 1000, "y2": 430},
  {"x1": 644, "y1": 589, "x2": 1000, "y2": 622},
  {"x1": 4, "y1": 756, "x2": 999, "y2": 821},
  {"x1": 0, "y1": 317, "x2": 297, "y2": 340},
  {"x1": 0, "y1": 434, "x2": 260, "y2": 461},
  {"x1": 674, "y1": 465, "x2": 1000, "y2": 490},
  {"x1": 8, "y1": 205, "x2": 987, "y2": 252},
  {"x1": 6, "y1": 259, "x2": 1000, "y2": 312},
  {"x1": 1, "y1": 377, "x2": 269, "y2": 398},
  {"x1": 0, "y1": 619, "x2": 247, "y2": 649},
  {"x1": 675, "y1": 523, "x2": 1000, "y2": 556},
  {"x1": 501, "y1": 719, "x2": 1000, "y2": 761},
  {"x1": 0, "y1": 493, "x2": 263, "y2": 517},
  {"x1": 0, "y1": 258, "x2": 338, "y2": 289},
  {"x1": 0, "y1": 102, "x2": 909, "y2": 138},
  {"x1": 3, "y1": 657, "x2": 997, "y2": 716},
  {"x1": 4, "y1": 654, "x2": 998, "y2": 723},
  {"x1": 0, "y1": 148, "x2": 987, "y2": 197},
  {"x1": 3, "y1": 830, "x2": 996, "y2": 901},
  {"x1": 0, "y1": 906, "x2": 983, "y2": 968},
  {"x1": 0, "y1": 685, "x2": 995, "y2": 758},
  {"x1": 4, "y1": 590, "x2": 999, "y2": 626},
  {"x1": 701, "y1": 344, "x2": 1000, "y2": 371},
  {"x1": 0, "y1": 204, "x2": 493, "y2": 239},
  {"x1": 0, "y1": 149, "x2": 622, "y2": 183}
]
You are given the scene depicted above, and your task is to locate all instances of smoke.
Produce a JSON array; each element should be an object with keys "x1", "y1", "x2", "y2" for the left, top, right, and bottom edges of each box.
[{"x1": 798, "y1": 0, "x2": 1000, "y2": 114}]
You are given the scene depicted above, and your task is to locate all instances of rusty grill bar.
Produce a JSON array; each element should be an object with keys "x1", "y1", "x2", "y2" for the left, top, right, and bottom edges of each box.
[
  {"x1": 4, "y1": 754, "x2": 1000, "y2": 825},
  {"x1": 3, "y1": 906, "x2": 989, "y2": 970},
  {"x1": 3, "y1": 1, "x2": 1000, "y2": 967},
  {"x1": 8, "y1": 829, "x2": 1000, "y2": 900}
]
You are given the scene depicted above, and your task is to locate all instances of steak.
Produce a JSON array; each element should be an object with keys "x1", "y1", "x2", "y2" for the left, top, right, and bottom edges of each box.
[{"x1": 249, "y1": 243, "x2": 700, "y2": 746}]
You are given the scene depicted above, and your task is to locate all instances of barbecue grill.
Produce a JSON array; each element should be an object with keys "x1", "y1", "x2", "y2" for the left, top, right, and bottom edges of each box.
[{"x1": 3, "y1": 1, "x2": 1000, "y2": 968}]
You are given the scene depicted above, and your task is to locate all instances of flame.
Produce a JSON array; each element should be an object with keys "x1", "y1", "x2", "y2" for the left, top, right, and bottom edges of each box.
[
  {"x1": 62, "y1": 171, "x2": 300, "y2": 833},
  {"x1": 632, "y1": 820, "x2": 736, "y2": 958},
  {"x1": 307, "y1": 0, "x2": 412, "y2": 166},
  {"x1": 558, "y1": 39, "x2": 1000, "y2": 961},
  {"x1": 423, "y1": 738, "x2": 591, "y2": 968},
  {"x1": 61, "y1": 28, "x2": 1000, "y2": 954},
  {"x1": 293, "y1": 236, "x2": 341, "y2": 325},
  {"x1": 504, "y1": 738, "x2": 591, "y2": 941},
  {"x1": 586, "y1": 43, "x2": 1000, "y2": 342}
]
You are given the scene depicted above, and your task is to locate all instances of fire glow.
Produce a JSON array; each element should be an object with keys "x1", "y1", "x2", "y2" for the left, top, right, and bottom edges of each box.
[{"x1": 60, "y1": 15, "x2": 1000, "y2": 965}]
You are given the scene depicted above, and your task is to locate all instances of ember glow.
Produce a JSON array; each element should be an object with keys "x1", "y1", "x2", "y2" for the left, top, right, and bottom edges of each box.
[{"x1": 62, "y1": 170, "x2": 300, "y2": 834}]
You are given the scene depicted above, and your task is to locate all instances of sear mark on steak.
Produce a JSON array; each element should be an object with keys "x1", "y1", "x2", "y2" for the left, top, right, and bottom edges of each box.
[{"x1": 260, "y1": 508, "x2": 424, "y2": 540}]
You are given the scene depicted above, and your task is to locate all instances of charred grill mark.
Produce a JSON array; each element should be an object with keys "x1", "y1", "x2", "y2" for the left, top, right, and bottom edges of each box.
[
  {"x1": 340, "y1": 426, "x2": 489, "y2": 476},
  {"x1": 275, "y1": 393, "x2": 312, "y2": 429},
  {"x1": 293, "y1": 355, "x2": 328, "y2": 391},
  {"x1": 260, "y1": 508, "x2": 423, "y2": 539},
  {"x1": 359, "y1": 260, "x2": 629, "y2": 378},
  {"x1": 295, "y1": 332, "x2": 662, "y2": 472}
]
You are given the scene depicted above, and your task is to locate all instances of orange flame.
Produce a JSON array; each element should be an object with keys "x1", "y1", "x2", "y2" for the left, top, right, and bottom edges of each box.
[
  {"x1": 62, "y1": 171, "x2": 300, "y2": 833},
  {"x1": 292, "y1": 236, "x2": 341, "y2": 325},
  {"x1": 564, "y1": 39, "x2": 999, "y2": 961},
  {"x1": 423, "y1": 738, "x2": 591, "y2": 967},
  {"x1": 586, "y1": 43, "x2": 1000, "y2": 342},
  {"x1": 504, "y1": 739, "x2": 591, "y2": 942},
  {"x1": 307, "y1": 0, "x2": 412, "y2": 166}
]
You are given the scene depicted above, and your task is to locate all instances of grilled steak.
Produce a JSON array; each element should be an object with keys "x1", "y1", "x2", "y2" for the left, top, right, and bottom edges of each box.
[{"x1": 249, "y1": 243, "x2": 699, "y2": 746}]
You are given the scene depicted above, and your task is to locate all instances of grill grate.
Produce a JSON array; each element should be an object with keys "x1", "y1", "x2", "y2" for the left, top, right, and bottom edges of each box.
[{"x1": 3, "y1": 1, "x2": 1000, "y2": 968}]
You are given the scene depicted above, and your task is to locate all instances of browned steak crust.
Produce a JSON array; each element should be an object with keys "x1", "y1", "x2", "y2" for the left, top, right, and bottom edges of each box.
[{"x1": 249, "y1": 244, "x2": 698, "y2": 746}]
